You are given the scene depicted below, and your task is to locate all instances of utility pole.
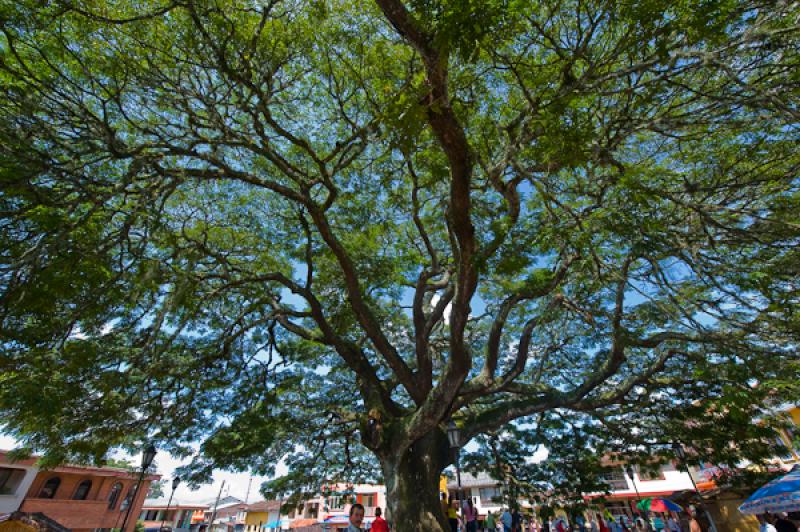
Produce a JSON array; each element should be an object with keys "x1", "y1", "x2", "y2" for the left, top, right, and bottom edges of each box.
[
  {"x1": 244, "y1": 477, "x2": 253, "y2": 505},
  {"x1": 209, "y1": 481, "x2": 225, "y2": 532}
]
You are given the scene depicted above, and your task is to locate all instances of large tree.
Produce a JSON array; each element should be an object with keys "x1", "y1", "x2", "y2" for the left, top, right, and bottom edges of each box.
[{"x1": 1, "y1": 0, "x2": 798, "y2": 529}]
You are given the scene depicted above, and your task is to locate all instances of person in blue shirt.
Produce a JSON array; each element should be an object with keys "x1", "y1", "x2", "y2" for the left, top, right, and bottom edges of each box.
[{"x1": 501, "y1": 508, "x2": 513, "y2": 532}]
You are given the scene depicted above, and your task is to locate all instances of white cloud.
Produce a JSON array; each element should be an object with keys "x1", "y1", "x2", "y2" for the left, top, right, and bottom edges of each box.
[
  {"x1": 525, "y1": 445, "x2": 549, "y2": 464},
  {"x1": 429, "y1": 294, "x2": 452, "y2": 325}
]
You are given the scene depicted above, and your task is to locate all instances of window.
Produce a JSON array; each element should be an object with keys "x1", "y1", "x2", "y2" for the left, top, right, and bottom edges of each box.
[
  {"x1": 327, "y1": 495, "x2": 344, "y2": 510},
  {"x1": 306, "y1": 503, "x2": 319, "y2": 519},
  {"x1": 108, "y1": 483, "x2": 123, "y2": 509},
  {"x1": 38, "y1": 477, "x2": 61, "y2": 499},
  {"x1": 637, "y1": 466, "x2": 666, "y2": 481},
  {"x1": 479, "y1": 487, "x2": 503, "y2": 505},
  {"x1": 120, "y1": 486, "x2": 137, "y2": 511},
  {"x1": 362, "y1": 494, "x2": 375, "y2": 508},
  {"x1": 0, "y1": 467, "x2": 25, "y2": 496},
  {"x1": 603, "y1": 502, "x2": 633, "y2": 520},
  {"x1": 73, "y1": 480, "x2": 92, "y2": 500},
  {"x1": 598, "y1": 469, "x2": 628, "y2": 491}
]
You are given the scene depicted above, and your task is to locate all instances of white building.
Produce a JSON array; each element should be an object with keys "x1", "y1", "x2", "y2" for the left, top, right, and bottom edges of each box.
[
  {"x1": 446, "y1": 472, "x2": 507, "y2": 520},
  {"x1": 139, "y1": 498, "x2": 209, "y2": 532},
  {"x1": 588, "y1": 461, "x2": 697, "y2": 520},
  {"x1": 0, "y1": 457, "x2": 39, "y2": 515},
  {"x1": 280, "y1": 483, "x2": 387, "y2": 530}
]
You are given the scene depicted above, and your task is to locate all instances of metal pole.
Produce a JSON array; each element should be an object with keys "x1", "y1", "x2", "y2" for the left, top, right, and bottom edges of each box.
[
  {"x1": 120, "y1": 468, "x2": 147, "y2": 532},
  {"x1": 160, "y1": 483, "x2": 177, "y2": 531},
  {"x1": 683, "y1": 466, "x2": 718, "y2": 532},
  {"x1": 455, "y1": 450, "x2": 463, "y2": 503},
  {"x1": 209, "y1": 481, "x2": 225, "y2": 532},
  {"x1": 244, "y1": 477, "x2": 253, "y2": 505},
  {"x1": 626, "y1": 468, "x2": 641, "y2": 518},
  {"x1": 630, "y1": 477, "x2": 641, "y2": 501}
]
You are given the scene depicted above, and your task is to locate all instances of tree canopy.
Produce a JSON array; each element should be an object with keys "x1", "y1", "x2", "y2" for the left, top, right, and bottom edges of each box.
[{"x1": 0, "y1": 0, "x2": 798, "y2": 528}]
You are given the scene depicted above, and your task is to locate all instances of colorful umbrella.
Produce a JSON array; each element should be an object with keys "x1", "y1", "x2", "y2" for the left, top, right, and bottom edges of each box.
[
  {"x1": 636, "y1": 497, "x2": 683, "y2": 513},
  {"x1": 739, "y1": 465, "x2": 800, "y2": 515}
]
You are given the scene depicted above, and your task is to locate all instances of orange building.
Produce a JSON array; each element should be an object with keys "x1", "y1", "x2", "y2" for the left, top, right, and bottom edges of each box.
[{"x1": 1, "y1": 450, "x2": 159, "y2": 532}]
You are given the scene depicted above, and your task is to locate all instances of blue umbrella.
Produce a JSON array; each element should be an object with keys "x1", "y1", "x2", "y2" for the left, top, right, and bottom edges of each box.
[{"x1": 739, "y1": 466, "x2": 800, "y2": 515}]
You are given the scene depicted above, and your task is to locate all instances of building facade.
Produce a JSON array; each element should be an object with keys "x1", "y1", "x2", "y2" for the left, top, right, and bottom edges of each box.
[
  {"x1": 588, "y1": 460, "x2": 697, "y2": 520},
  {"x1": 0, "y1": 455, "x2": 38, "y2": 515},
  {"x1": 203, "y1": 496, "x2": 248, "y2": 532},
  {"x1": 1, "y1": 450, "x2": 159, "y2": 532},
  {"x1": 446, "y1": 472, "x2": 506, "y2": 521},
  {"x1": 240, "y1": 500, "x2": 281, "y2": 532},
  {"x1": 139, "y1": 500, "x2": 209, "y2": 532}
]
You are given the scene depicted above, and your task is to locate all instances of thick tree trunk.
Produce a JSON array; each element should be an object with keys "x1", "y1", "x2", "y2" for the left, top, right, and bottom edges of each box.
[{"x1": 380, "y1": 429, "x2": 451, "y2": 532}]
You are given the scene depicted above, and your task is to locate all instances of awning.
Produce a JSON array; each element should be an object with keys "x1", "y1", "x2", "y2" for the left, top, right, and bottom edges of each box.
[{"x1": 289, "y1": 518, "x2": 318, "y2": 528}]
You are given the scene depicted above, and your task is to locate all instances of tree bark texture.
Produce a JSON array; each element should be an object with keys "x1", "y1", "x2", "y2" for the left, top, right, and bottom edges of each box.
[{"x1": 380, "y1": 429, "x2": 451, "y2": 532}]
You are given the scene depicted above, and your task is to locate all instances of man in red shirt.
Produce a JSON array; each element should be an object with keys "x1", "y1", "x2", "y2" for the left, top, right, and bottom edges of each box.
[{"x1": 371, "y1": 507, "x2": 390, "y2": 532}]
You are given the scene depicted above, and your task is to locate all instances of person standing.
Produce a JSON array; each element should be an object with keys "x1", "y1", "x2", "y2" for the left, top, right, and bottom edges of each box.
[
  {"x1": 689, "y1": 511, "x2": 703, "y2": 532},
  {"x1": 512, "y1": 509, "x2": 522, "y2": 532},
  {"x1": 486, "y1": 511, "x2": 496, "y2": 532},
  {"x1": 759, "y1": 514, "x2": 779, "y2": 532},
  {"x1": 448, "y1": 496, "x2": 459, "y2": 532},
  {"x1": 502, "y1": 508, "x2": 513, "y2": 532},
  {"x1": 371, "y1": 507, "x2": 389, "y2": 532},
  {"x1": 774, "y1": 514, "x2": 797, "y2": 532},
  {"x1": 665, "y1": 514, "x2": 680, "y2": 532},
  {"x1": 464, "y1": 499, "x2": 479, "y2": 532},
  {"x1": 652, "y1": 514, "x2": 665, "y2": 532},
  {"x1": 346, "y1": 503, "x2": 365, "y2": 532},
  {"x1": 442, "y1": 493, "x2": 450, "y2": 524},
  {"x1": 760, "y1": 514, "x2": 779, "y2": 532}
]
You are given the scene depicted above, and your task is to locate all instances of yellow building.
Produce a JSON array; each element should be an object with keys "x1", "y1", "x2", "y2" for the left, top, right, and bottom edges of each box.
[
  {"x1": 775, "y1": 404, "x2": 800, "y2": 466},
  {"x1": 242, "y1": 500, "x2": 282, "y2": 532}
]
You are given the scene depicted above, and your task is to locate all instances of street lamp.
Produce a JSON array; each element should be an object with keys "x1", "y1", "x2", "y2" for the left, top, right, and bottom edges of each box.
[
  {"x1": 447, "y1": 420, "x2": 463, "y2": 503},
  {"x1": 120, "y1": 443, "x2": 158, "y2": 532},
  {"x1": 160, "y1": 477, "x2": 181, "y2": 531},
  {"x1": 624, "y1": 466, "x2": 642, "y2": 517},
  {"x1": 672, "y1": 442, "x2": 718, "y2": 532}
]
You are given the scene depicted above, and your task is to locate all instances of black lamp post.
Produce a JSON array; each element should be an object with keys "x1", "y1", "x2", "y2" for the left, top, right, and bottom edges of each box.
[
  {"x1": 624, "y1": 466, "x2": 642, "y2": 516},
  {"x1": 160, "y1": 477, "x2": 181, "y2": 531},
  {"x1": 447, "y1": 420, "x2": 463, "y2": 503},
  {"x1": 672, "y1": 442, "x2": 717, "y2": 532},
  {"x1": 120, "y1": 443, "x2": 157, "y2": 532}
]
